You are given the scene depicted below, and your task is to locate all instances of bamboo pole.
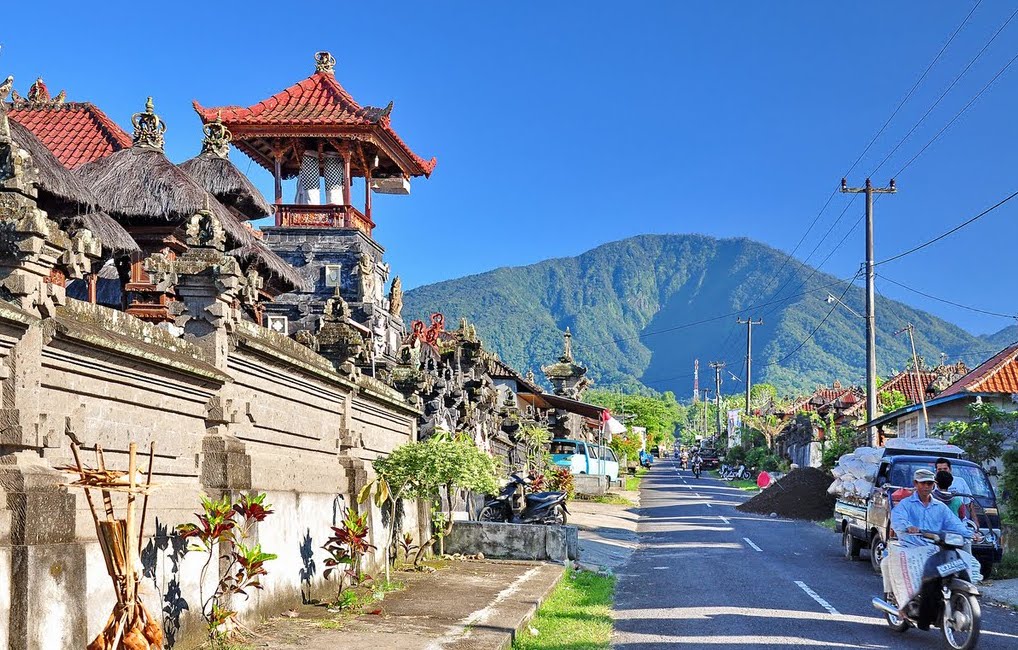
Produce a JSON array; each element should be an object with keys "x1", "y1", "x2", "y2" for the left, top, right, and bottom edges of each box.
[
  {"x1": 138, "y1": 442, "x2": 155, "y2": 556},
  {"x1": 95, "y1": 445, "x2": 115, "y2": 521},
  {"x1": 125, "y1": 443, "x2": 137, "y2": 606}
]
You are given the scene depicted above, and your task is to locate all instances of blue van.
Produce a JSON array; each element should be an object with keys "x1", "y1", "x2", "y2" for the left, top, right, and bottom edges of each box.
[{"x1": 550, "y1": 438, "x2": 620, "y2": 482}]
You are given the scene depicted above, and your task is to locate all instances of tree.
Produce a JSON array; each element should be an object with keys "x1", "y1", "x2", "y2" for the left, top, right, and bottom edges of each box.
[
  {"x1": 743, "y1": 412, "x2": 791, "y2": 451},
  {"x1": 586, "y1": 389, "x2": 685, "y2": 447},
  {"x1": 878, "y1": 389, "x2": 907, "y2": 413},
  {"x1": 373, "y1": 433, "x2": 501, "y2": 564},
  {"x1": 933, "y1": 402, "x2": 1018, "y2": 467}
]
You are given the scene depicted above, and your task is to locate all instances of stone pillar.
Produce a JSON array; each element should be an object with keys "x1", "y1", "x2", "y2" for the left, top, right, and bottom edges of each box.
[{"x1": 0, "y1": 452, "x2": 86, "y2": 650}]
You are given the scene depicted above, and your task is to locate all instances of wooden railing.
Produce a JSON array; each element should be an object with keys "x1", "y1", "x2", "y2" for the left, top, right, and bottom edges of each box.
[{"x1": 274, "y1": 204, "x2": 374, "y2": 237}]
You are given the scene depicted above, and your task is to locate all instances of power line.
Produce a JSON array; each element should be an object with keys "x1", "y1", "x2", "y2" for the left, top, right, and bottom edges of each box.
[
  {"x1": 869, "y1": 4, "x2": 1018, "y2": 177},
  {"x1": 875, "y1": 187, "x2": 1018, "y2": 266},
  {"x1": 845, "y1": 0, "x2": 983, "y2": 179},
  {"x1": 877, "y1": 273, "x2": 1018, "y2": 319},
  {"x1": 894, "y1": 48, "x2": 1018, "y2": 177},
  {"x1": 761, "y1": 6, "x2": 984, "y2": 296},
  {"x1": 768, "y1": 271, "x2": 863, "y2": 368}
]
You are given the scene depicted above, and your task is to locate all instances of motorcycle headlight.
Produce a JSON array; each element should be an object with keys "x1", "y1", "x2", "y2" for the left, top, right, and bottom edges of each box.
[{"x1": 943, "y1": 533, "x2": 964, "y2": 548}]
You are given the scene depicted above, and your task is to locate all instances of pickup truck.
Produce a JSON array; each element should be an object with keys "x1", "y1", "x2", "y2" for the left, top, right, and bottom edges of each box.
[{"x1": 834, "y1": 452, "x2": 1003, "y2": 577}]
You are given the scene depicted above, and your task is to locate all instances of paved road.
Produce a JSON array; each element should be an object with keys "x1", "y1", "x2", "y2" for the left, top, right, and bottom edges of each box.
[{"x1": 613, "y1": 457, "x2": 1018, "y2": 648}]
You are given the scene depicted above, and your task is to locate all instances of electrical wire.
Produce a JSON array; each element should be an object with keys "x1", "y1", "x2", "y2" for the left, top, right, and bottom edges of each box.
[
  {"x1": 869, "y1": 4, "x2": 1018, "y2": 177},
  {"x1": 894, "y1": 48, "x2": 1018, "y2": 177},
  {"x1": 875, "y1": 187, "x2": 1018, "y2": 266},
  {"x1": 877, "y1": 273, "x2": 1018, "y2": 319}
]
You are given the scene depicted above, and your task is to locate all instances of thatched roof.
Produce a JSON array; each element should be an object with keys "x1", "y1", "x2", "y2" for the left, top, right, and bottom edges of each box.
[
  {"x1": 228, "y1": 242, "x2": 308, "y2": 292},
  {"x1": 76, "y1": 147, "x2": 254, "y2": 246},
  {"x1": 65, "y1": 211, "x2": 140, "y2": 254},
  {"x1": 9, "y1": 119, "x2": 98, "y2": 211},
  {"x1": 179, "y1": 153, "x2": 271, "y2": 221}
]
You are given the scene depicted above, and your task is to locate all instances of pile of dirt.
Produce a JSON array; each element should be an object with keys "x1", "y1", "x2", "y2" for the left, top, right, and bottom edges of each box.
[{"x1": 736, "y1": 467, "x2": 835, "y2": 520}]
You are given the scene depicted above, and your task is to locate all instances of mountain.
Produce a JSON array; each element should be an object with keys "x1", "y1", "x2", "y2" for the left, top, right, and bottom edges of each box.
[
  {"x1": 980, "y1": 324, "x2": 1018, "y2": 350},
  {"x1": 403, "y1": 234, "x2": 990, "y2": 397}
]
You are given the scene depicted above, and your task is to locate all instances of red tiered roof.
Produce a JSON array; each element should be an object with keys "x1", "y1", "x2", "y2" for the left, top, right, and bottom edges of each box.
[
  {"x1": 8, "y1": 102, "x2": 131, "y2": 170},
  {"x1": 878, "y1": 371, "x2": 937, "y2": 406},
  {"x1": 193, "y1": 63, "x2": 436, "y2": 178}
]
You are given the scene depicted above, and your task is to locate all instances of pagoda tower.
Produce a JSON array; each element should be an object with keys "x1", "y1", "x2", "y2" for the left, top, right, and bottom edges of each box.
[{"x1": 195, "y1": 52, "x2": 436, "y2": 373}]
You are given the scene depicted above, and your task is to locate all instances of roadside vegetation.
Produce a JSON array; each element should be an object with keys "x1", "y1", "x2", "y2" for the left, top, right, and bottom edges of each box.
[
  {"x1": 573, "y1": 493, "x2": 634, "y2": 506},
  {"x1": 624, "y1": 467, "x2": 648, "y2": 491},
  {"x1": 513, "y1": 569, "x2": 615, "y2": 650}
]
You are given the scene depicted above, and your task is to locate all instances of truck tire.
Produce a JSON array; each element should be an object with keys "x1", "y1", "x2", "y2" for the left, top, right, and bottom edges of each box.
[
  {"x1": 842, "y1": 530, "x2": 861, "y2": 560},
  {"x1": 870, "y1": 534, "x2": 886, "y2": 574}
]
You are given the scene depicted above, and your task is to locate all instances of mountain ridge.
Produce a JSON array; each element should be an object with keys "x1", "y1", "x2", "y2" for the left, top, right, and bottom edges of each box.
[{"x1": 403, "y1": 234, "x2": 1002, "y2": 396}]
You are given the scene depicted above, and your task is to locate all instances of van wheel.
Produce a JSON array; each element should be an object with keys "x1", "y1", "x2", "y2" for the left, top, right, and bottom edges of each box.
[
  {"x1": 843, "y1": 530, "x2": 861, "y2": 560},
  {"x1": 870, "y1": 534, "x2": 886, "y2": 573}
]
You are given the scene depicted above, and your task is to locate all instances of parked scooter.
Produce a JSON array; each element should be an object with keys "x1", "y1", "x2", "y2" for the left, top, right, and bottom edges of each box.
[
  {"x1": 872, "y1": 531, "x2": 982, "y2": 649},
  {"x1": 720, "y1": 464, "x2": 752, "y2": 481},
  {"x1": 479, "y1": 473, "x2": 568, "y2": 525}
]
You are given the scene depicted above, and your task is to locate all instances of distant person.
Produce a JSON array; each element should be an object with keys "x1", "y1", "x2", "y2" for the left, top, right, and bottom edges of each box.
[
  {"x1": 932, "y1": 470, "x2": 964, "y2": 518},
  {"x1": 935, "y1": 457, "x2": 972, "y2": 497}
]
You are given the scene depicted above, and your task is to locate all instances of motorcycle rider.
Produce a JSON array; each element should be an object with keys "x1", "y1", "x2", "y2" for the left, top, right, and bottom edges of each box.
[
  {"x1": 691, "y1": 450, "x2": 702, "y2": 476},
  {"x1": 888, "y1": 468, "x2": 975, "y2": 626},
  {"x1": 891, "y1": 468, "x2": 974, "y2": 548}
]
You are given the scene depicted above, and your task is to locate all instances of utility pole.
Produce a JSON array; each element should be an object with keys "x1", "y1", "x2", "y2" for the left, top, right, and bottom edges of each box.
[
  {"x1": 841, "y1": 177, "x2": 896, "y2": 446},
  {"x1": 701, "y1": 388, "x2": 710, "y2": 439},
  {"x1": 710, "y1": 361, "x2": 725, "y2": 442},
  {"x1": 693, "y1": 359, "x2": 700, "y2": 402},
  {"x1": 736, "y1": 318, "x2": 763, "y2": 414},
  {"x1": 895, "y1": 323, "x2": 930, "y2": 437}
]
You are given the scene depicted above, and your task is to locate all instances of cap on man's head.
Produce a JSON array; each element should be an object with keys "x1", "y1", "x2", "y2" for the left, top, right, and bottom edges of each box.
[{"x1": 914, "y1": 468, "x2": 936, "y2": 483}]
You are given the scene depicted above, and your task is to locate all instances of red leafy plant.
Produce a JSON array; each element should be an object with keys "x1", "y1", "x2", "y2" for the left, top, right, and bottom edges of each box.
[
  {"x1": 177, "y1": 493, "x2": 276, "y2": 643},
  {"x1": 323, "y1": 507, "x2": 376, "y2": 603}
]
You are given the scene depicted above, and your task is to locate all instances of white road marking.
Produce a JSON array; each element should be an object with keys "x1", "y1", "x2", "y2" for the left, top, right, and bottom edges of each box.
[
  {"x1": 794, "y1": 580, "x2": 840, "y2": 616},
  {"x1": 705, "y1": 502, "x2": 712, "y2": 508},
  {"x1": 743, "y1": 537, "x2": 763, "y2": 552},
  {"x1": 652, "y1": 566, "x2": 669, "y2": 570},
  {"x1": 719, "y1": 515, "x2": 730, "y2": 525}
]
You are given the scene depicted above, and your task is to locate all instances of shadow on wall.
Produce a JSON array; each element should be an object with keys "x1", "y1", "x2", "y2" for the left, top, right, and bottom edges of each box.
[
  {"x1": 299, "y1": 529, "x2": 316, "y2": 604},
  {"x1": 142, "y1": 518, "x2": 190, "y2": 647}
]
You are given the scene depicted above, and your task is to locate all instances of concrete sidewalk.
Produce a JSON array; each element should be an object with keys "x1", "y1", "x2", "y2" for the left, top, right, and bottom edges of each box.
[
  {"x1": 248, "y1": 560, "x2": 564, "y2": 649},
  {"x1": 569, "y1": 489, "x2": 640, "y2": 572}
]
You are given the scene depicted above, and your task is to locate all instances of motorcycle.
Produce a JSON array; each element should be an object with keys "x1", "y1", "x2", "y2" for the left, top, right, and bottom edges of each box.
[
  {"x1": 720, "y1": 464, "x2": 752, "y2": 481},
  {"x1": 478, "y1": 473, "x2": 569, "y2": 525},
  {"x1": 692, "y1": 460, "x2": 702, "y2": 479},
  {"x1": 872, "y1": 531, "x2": 981, "y2": 650}
]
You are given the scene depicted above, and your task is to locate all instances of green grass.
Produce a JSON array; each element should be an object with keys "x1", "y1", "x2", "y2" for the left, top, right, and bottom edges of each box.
[
  {"x1": 816, "y1": 518, "x2": 837, "y2": 531},
  {"x1": 995, "y1": 551, "x2": 1018, "y2": 580},
  {"x1": 513, "y1": 569, "x2": 615, "y2": 650},
  {"x1": 624, "y1": 467, "x2": 648, "y2": 491},
  {"x1": 572, "y1": 493, "x2": 634, "y2": 506}
]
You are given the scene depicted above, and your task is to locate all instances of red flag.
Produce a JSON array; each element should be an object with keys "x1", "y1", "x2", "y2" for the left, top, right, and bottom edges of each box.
[{"x1": 600, "y1": 409, "x2": 611, "y2": 423}]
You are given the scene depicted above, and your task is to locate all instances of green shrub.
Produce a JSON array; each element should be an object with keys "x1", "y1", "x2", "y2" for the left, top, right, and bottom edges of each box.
[
  {"x1": 723, "y1": 446, "x2": 746, "y2": 465},
  {"x1": 1002, "y1": 449, "x2": 1018, "y2": 521},
  {"x1": 745, "y1": 446, "x2": 780, "y2": 472}
]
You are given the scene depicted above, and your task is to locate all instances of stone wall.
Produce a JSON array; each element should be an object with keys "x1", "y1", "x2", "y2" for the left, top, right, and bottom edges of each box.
[{"x1": 0, "y1": 297, "x2": 421, "y2": 649}]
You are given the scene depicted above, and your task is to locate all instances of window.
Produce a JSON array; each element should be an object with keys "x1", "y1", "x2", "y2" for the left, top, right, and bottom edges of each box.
[
  {"x1": 549, "y1": 441, "x2": 577, "y2": 455},
  {"x1": 604, "y1": 448, "x2": 617, "y2": 463},
  {"x1": 587, "y1": 445, "x2": 601, "y2": 460}
]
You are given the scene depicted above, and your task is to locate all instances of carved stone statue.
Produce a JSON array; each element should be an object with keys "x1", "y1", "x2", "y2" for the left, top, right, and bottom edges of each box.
[
  {"x1": 388, "y1": 276, "x2": 403, "y2": 318},
  {"x1": 357, "y1": 252, "x2": 375, "y2": 302}
]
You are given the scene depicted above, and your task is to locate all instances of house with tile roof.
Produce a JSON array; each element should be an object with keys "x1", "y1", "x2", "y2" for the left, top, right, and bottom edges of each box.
[
  {"x1": 7, "y1": 78, "x2": 131, "y2": 169},
  {"x1": 870, "y1": 344, "x2": 1018, "y2": 439}
]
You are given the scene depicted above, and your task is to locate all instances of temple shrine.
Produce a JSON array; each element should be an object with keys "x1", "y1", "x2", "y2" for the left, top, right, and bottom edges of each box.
[{"x1": 195, "y1": 52, "x2": 436, "y2": 373}]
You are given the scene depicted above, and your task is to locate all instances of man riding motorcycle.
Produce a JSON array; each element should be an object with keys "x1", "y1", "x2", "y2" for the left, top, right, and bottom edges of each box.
[
  {"x1": 691, "y1": 451, "x2": 703, "y2": 478},
  {"x1": 887, "y1": 468, "x2": 976, "y2": 626}
]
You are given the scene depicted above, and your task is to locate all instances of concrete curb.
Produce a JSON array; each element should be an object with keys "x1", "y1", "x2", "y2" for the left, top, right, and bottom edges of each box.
[{"x1": 444, "y1": 562, "x2": 566, "y2": 650}]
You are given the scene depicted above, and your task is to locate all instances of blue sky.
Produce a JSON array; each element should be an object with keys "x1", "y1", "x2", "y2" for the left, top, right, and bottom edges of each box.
[{"x1": 3, "y1": 1, "x2": 1018, "y2": 336}]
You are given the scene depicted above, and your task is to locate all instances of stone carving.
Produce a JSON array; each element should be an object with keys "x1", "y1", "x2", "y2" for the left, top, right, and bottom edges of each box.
[
  {"x1": 294, "y1": 329, "x2": 319, "y2": 352},
  {"x1": 315, "y1": 51, "x2": 337, "y2": 75},
  {"x1": 131, "y1": 97, "x2": 167, "y2": 151},
  {"x1": 388, "y1": 276, "x2": 403, "y2": 318},
  {"x1": 184, "y1": 206, "x2": 225, "y2": 251},
  {"x1": 240, "y1": 268, "x2": 263, "y2": 305},
  {"x1": 200, "y1": 116, "x2": 232, "y2": 158},
  {"x1": 357, "y1": 252, "x2": 374, "y2": 302}
]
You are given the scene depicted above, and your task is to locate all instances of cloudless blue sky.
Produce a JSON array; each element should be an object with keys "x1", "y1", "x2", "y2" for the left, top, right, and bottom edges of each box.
[{"x1": 4, "y1": 1, "x2": 1018, "y2": 339}]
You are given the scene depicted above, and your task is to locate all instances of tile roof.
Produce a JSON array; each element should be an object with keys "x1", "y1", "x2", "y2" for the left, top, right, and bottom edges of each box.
[
  {"x1": 193, "y1": 70, "x2": 436, "y2": 177},
  {"x1": 7, "y1": 102, "x2": 131, "y2": 169},
  {"x1": 879, "y1": 371, "x2": 937, "y2": 405},
  {"x1": 937, "y1": 343, "x2": 1018, "y2": 398}
]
